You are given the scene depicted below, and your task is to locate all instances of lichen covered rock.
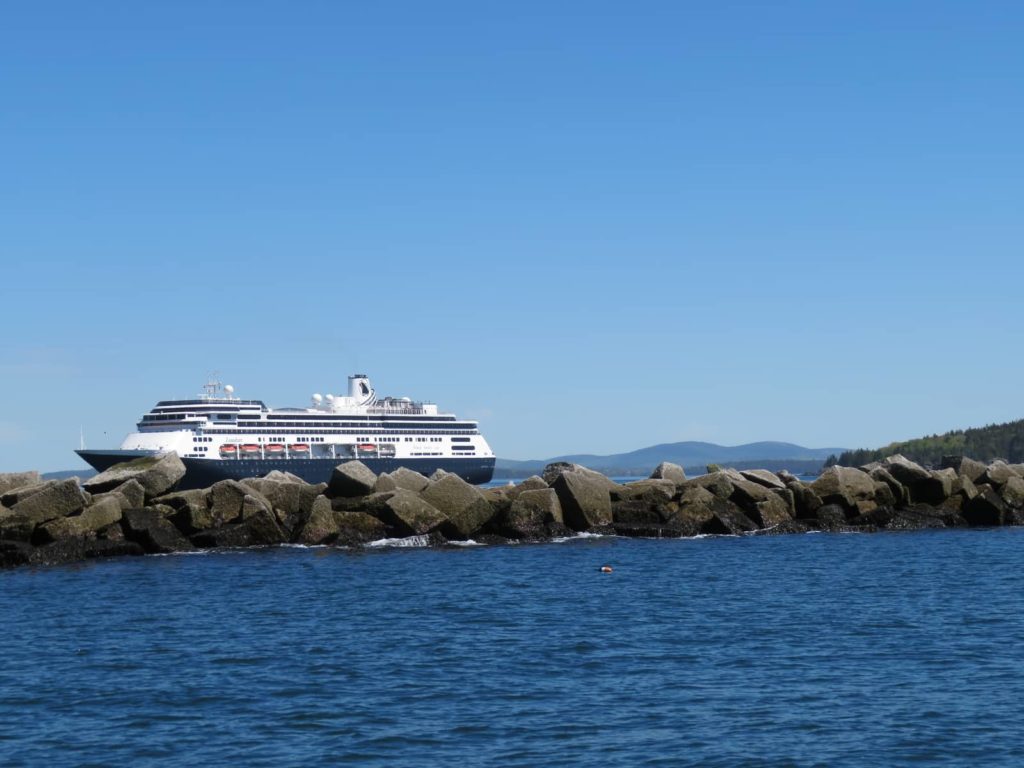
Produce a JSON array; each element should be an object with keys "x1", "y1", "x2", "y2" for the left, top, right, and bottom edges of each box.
[
  {"x1": 551, "y1": 468, "x2": 613, "y2": 531},
  {"x1": 83, "y1": 453, "x2": 186, "y2": 498},
  {"x1": 328, "y1": 461, "x2": 378, "y2": 497}
]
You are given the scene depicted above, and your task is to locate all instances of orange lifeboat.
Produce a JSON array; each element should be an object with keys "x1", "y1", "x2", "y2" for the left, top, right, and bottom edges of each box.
[
  {"x1": 289, "y1": 444, "x2": 309, "y2": 453},
  {"x1": 265, "y1": 444, "x2": 285, "y2": 453},
  {"x1": 357, "y1": 443, "x2": 376, "y2": 452},
  {"x1": 219, "y1": 444, "x2": 238, "y2": 455},
  {"x1": 240, "y1": 444, "x2": 260, "y2": 454}
]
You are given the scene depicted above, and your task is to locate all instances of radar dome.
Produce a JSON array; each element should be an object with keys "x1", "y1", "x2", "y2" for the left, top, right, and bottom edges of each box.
[
  {"x1": 312, "y1": 393, "x2": 323, "y2": 403},
  {"x1": 224, "y1": 385, "x2": 234, "y2": 394},
  {"x1": 326, "y1": 394, "x2": 335, "y2": 402}
]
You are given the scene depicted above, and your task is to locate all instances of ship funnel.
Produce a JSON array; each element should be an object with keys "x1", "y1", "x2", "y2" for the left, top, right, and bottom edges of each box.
[{"x1": 348, "y1": 374, "x2": 376, "y2": 406}]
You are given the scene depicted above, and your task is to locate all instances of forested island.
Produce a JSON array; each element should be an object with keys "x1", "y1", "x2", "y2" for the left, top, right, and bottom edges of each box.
[{"x1": 828, "y1": 418, "x2": 1024, "y2": 469}]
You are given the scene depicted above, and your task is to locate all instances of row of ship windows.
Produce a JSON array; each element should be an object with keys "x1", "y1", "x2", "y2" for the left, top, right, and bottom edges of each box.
[
  {"x1": 145, "y1": 414, "x2": 465, "y2": 427},
  {"x1": 191, "y1": 435, "x2": 469, "y2": 444},
  {"x1": 152, "y1": 429, "x2": 477, "y2": 436}
]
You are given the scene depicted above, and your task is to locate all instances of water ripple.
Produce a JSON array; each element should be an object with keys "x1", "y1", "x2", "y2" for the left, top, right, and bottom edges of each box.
[{"x1": 3, "y1": 530, "x2": 1024, "y2": 765}]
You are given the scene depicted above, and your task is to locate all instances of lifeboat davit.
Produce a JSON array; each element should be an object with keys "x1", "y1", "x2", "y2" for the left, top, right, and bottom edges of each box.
[
  {"x1": 289, "y1": 444, "x2": 309, "y2": 453},
  {"x1": 240, "y1": 444, "x2": 260, "y2": 454},
  {"x1": 265, "y1": 444, "x2": 285, "y2": 453}
]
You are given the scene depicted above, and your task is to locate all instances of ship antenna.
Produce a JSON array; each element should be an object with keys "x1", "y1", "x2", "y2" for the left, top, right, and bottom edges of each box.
[
  {"x1": 80, "y1": 425, "x2": 85, "y2": 450},
  {"x1": 203, "y1": 371, "x2": 222, "y2": 399}
]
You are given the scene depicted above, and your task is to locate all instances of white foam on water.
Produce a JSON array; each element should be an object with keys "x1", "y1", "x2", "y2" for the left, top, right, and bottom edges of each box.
[
  {"x1": 366, "y1": 535, "x2": 431, "y2": 548},
  {"x1": 448, "y1": 539, "x2": 484, "y2": 547},
  {"x1": 551, "y1": 532, "x2": 609, "y2": 544},
  {"x1": 152, "y1": 549, "x2": 238, "y2": 557}
]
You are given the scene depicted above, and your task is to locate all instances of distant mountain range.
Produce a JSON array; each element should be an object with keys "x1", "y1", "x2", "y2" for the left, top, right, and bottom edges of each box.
[{"x1": 495, "y1": 441, "x2": 847, "y2": 478}]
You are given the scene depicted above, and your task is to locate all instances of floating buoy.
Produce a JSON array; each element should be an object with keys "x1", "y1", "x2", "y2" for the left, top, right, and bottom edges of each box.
[{"x1": 600, "y1": 565, "x2": 613, "y2": 573}]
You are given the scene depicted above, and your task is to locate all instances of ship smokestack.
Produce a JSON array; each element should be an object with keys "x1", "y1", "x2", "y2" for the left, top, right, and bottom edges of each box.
[{"x1": 348, "y1": 374, "x2": 375, "y2": 405}]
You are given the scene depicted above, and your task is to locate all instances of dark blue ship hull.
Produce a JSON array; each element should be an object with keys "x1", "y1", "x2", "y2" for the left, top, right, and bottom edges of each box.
[{"x1": 76, "y1": 450, "x2": 496, "y2": 490}]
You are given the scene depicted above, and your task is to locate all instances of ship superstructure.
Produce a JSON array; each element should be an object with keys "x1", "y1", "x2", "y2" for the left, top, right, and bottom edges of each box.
[{"x1": 77, "y1": 375, "x2": 495, "y2": 488}]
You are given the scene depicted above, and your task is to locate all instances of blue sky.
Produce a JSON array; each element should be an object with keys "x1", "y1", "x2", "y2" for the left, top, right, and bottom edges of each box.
[{"x1": 2, "y1": 1, "x2": 1023, "y2": 471}]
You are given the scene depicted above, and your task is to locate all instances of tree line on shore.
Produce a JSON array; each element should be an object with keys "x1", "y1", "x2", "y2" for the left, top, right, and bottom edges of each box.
[{"x1": 826, "y1": 418, "x2": 1024, "y2": 469}]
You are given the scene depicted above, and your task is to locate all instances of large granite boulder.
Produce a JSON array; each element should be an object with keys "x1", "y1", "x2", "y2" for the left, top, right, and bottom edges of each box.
[
  {"x1": 240, "y1": 493, "x2": 273, "y2": 521},
  {"x1": 765, "y1": 488, "x2": 796, "y2": 524},
  {"x1": 541, "y1": 462, "x2": 577, "y2": 486},
  {"x1": 649, "y1": 462, "x2": 687, "y2": 484},
  {"x1": 0, "y1": 479, "x2": 88, "y2": 540},
  {"x1": 421, "y1": 474, "x2": 495, "y2": 538},
  {"x1": 913, "y1": 469, "x2": 955, "y2": 505},
  {"x1": 334, "y1": 511, "x2": 388, "y2": 546},
  {"x1": 868, "y1": 467, "x2": 908, "y2": 506},
  {"x1": 101, "y1": 478, "x2": 146, "y2": 510},
  {"x1": 981, "y1": 461, "x2": 1017, "y2": 488},
  {"x1": 542, "y1": 463, "x2": 618, "y2": 490},
  {"x1": 701, "y1": 502, "x2": 759, "y2": 535},
  {"x1": 999, "y1": 475, "x2": 1024, "y2": 508},
  {"x1": 963, "y1": 490, "x2": 1008, "y2": 527},
  {"x1": 740, "y1": 470, "x2": 787, "y2": 490},
  {"x1": 670, "y1": 485, "x2": 717, "y2": 528},
  {"x1": 872, "y1": 481, "x2": 897, "y2": 508},
  {"x1": 243, "y1": 479, "x2": 325, "y2": 533},
  {"x1": 205, "y1": 480, "x2": 273, "y2": 528},
  {"x1": 155, "y1": 489, "x2": 213, "y2": 534},
  {"x1": 688, "y1": 472, "x2": 735, "y2": 501},
  {"x1": 612, "y1": 498, "x2": 666, "y2": 526},
  {"x1": 816, "y1": 504, "x2": 849, "y2": 530},
  {"x1": 374, "y1": 490, "x2": 448, "y2": 537},
  {"x1": 374, "y1": 467, "x2": 430, "y2": 494},
  {"x1": 191, "y1": 508, "x2": 286, "y2": 549},
  {"x1": 208, "y1": 480, "x2": 248, "y2": 526},
  {"x1": 1, "y1": 480, "x2": 53, "y2": 508},
  {"x1": 507, "y1": 476, "x2": 549, "y2": 499},
  {"x1": 728, "y1": 477, "x2": 772, "y2": 507},
  {"x1": 811, "y1": 466, "x2": 876, "y2": 510},
  {"x1": 941, "y1": 456, "x2": 988, "y2": 483},
  {"x1": 0, "y1": 471, "x2": 42, "y2": 496},
  {"x1": 122, "y1": 508, "x2": 194, "y2": 553},
  {"x1": 613, "y1": 479, "x2": 677, "y2": 503},
  {"x1": 38, "y1": 496, "x2": 123, "y2": 543},
  {"x1": 668, "y1": 487, "x2": 755, "y2": 535},
  {"x1": 550, "y1": 467, "x2": 613, "y2": 531},
  {"x1": 495, "y1": 489, "x2": 563, "y2": 539},
  {"x1": 787, "y1": 482, "x2": 823, "y2": 519},
  {"x1": 882, "y1": 455, "x2": 931, "y2": 487},
  {"x1": 262, "y1": 469, "x2": 306, "y2": 484},
  {"x1": 956, "y1": 474, "x2": 980, "y2": 502},
  {"x1": 327, "y1": 461, "x2": 378, "y2": 497},
  {"x1": 293, "y1": 496, "x2": 338, "y2": 545},
  {"x1": 83, "y1": 453, "x2": 186, "y2": 498}
]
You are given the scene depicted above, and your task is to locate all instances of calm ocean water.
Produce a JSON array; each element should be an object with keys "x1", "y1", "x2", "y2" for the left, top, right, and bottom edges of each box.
[{"x1": 3, "y1": 529, "x2": 1024, "y2": 766}]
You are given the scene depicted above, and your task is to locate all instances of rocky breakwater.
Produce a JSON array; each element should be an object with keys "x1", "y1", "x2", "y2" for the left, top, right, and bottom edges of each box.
[{"x1": 3, "y1": 453, "x2": 1024, "y2": 569}]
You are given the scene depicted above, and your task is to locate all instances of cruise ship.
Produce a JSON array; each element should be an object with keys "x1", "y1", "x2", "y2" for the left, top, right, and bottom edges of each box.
[{"x1": 76, "y1": 375, "x2": 496, "y2": 489}]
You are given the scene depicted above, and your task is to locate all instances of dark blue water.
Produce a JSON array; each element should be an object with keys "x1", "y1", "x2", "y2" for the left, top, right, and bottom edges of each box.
[{"x1": 3, "y1": 529, "x2": 1024, "y2": 767}]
